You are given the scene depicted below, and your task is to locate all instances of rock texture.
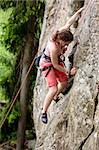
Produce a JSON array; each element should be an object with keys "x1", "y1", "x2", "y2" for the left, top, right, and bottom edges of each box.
[{"x1": 33, "y1": 0, "x2": 99, "y2": 150}]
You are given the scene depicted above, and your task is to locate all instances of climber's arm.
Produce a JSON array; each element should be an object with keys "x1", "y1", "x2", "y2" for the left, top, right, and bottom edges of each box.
[{"x1": 58, "y1": 7, "x2": 84, "y2": 31}]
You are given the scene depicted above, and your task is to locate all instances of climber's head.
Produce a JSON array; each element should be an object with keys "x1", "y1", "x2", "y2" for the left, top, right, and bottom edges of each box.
[{"x1": 52, "y1": 29, "x2": 73, "y2": 49}]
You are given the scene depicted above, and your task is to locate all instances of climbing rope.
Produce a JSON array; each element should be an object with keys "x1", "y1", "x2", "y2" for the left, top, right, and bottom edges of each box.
[{"x1": 0, "y1": 57, "x2": 36, "y2": 129}]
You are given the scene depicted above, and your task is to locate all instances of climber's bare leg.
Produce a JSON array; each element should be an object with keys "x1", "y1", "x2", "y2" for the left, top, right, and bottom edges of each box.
[
  {"x1": 54, "y1": 81, "x2": 67, "y2": 99},
  {"x1": 42, "y1": 86, "x2": 58, "y2": 113}
]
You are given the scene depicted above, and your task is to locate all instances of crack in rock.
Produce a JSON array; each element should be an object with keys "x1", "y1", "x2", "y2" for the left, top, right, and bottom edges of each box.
[{"x1": 79, "y1": 90, "x2": 99, "y2": 150}]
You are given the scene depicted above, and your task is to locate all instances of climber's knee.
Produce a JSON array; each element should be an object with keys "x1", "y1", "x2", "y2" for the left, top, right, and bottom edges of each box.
[
  {"x1": 59, "y1": 81, "x2": 67, "y2": 89},
  {"x1": 49, "y1": 86, "x2": 58, "y2": 96}
]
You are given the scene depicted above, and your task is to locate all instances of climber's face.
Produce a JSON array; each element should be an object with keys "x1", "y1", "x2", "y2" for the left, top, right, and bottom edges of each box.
[
  {"x1": 59, "y1": 40, "x2": 70, "y2": 50},
  {"x1": 62, "y1": 45, "x2": 68, "y2": 54}
]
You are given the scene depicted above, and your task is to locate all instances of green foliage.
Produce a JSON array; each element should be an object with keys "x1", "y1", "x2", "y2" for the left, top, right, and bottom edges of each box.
[
  {"x1": 0, "y1": 0, "x2": 45, "y2": 99},
  {"x1": 0, "y1": 8, "x2": 18, "y2": 142},
  {"x1": 0, "y1": 0, "x2": 16, "y2": 10},
  {"x1": 0, "y1": 0, "x2": 45, "y2": 53},
  {"x1": 0, "y1": 48, "x2": 15, "y2": 66},
  {"x1": 0, "y1": 0, "x2": 45, "y2": 143},
  {"x1": 8, "y1": 102, "x2": 20, "y2": 124},
  {"x1": 0, "y1": 87, "x2": 7, "y2": 100},
  {"x1": 0, "y1": 102, "x2": 19, "y2": 142},
  {"x1": 0, "y1": 8, "x2": 15, "y2": 101}
]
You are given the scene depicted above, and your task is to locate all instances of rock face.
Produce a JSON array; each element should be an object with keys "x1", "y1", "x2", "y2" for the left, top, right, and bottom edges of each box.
[{"x1": 33, "y1": 0, "x2": 99, "y2": 150}]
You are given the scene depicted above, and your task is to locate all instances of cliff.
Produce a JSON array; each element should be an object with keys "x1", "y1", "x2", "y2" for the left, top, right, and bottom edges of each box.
[{"x1": 33, "y1": 0, "x2": 99, "y2": 149}]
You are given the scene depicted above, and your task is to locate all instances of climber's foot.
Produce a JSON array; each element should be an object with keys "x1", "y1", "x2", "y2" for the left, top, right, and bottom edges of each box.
[
  {"x1": 53, "y1": 97, "x2": 60, "y2": 103},
  {"x1": 41, "y1": 112, "x2": 48, "y2": 124}
]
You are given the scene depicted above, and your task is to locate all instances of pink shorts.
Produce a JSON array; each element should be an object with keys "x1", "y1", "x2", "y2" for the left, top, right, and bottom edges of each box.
[{"x1": 40, "y1": 62, "x2": 68, "y2": 87}]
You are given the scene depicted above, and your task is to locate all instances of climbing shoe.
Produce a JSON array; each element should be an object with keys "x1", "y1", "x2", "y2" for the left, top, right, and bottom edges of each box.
[
  {"x1": 41, "y1": 112, "x2": 48, "y2": 124},
  {"x1": 53, "y1": 97, "x2": 60, "y2": 103}
]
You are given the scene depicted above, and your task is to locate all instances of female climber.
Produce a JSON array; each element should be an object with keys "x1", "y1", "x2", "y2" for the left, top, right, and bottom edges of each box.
[{"x1": 39, "y1": 7, "x2": 84, "y2": 124}]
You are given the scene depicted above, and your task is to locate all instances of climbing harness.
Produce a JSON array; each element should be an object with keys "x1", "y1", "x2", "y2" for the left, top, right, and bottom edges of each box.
[
  {"x1": 35, "y1": 48, "x2": 53, "y2": 77},
  {"x1": 40, "y1": 52, "x2": 65, "y2": 77},
  {"x1": 34, "y1": 48, "x2": 45, "y2": 67},
  {"x1": 40, "y1": 65, "x2": 53, "y2": 77}
]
